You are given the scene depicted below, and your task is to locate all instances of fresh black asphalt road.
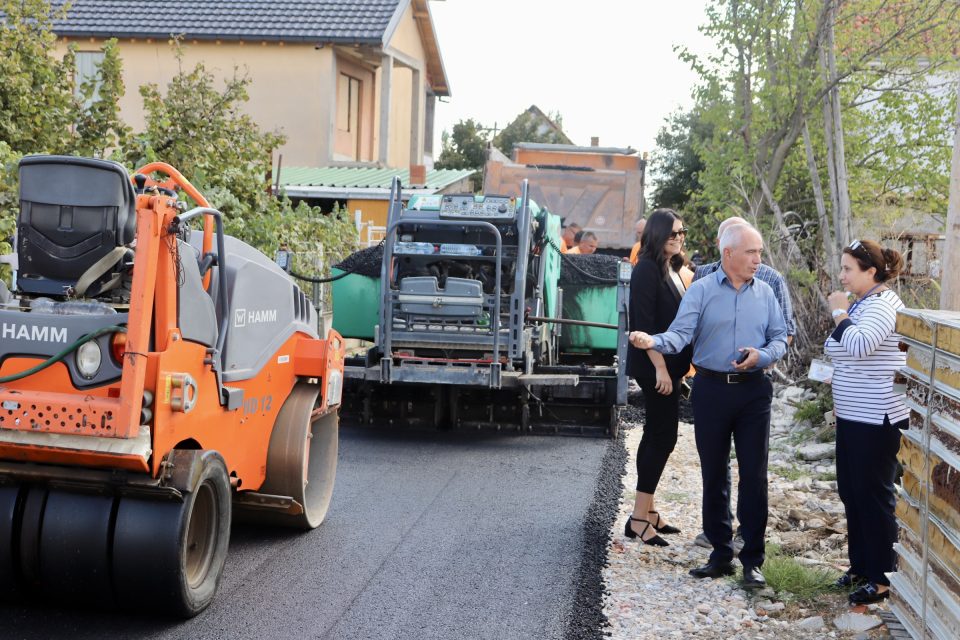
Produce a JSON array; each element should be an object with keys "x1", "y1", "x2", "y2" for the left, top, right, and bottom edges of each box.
[{"x1": 0, "y1": 426, "x2": 612, "y2": 640}]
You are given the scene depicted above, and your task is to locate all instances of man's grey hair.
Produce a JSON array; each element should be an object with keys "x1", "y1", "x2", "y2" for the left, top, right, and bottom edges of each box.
[
  {"x1": 719, "y1": 223, "x2": 758, "y2": 254},
  {"x1": 716, "y1": 216, "x2": 750, "y2": 240}
]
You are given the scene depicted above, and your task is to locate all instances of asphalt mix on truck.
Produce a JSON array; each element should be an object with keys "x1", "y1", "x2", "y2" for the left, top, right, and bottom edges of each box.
[{"x1": 0, "y1": 420, "x2": 633, "y2": 640}]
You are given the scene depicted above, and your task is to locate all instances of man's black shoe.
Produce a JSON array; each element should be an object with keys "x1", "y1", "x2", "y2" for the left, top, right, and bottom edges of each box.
[
  {"x1": 689, "y1": 561, "x2": 735, "y2": 579},
  {"x1": 742, "y1": 566, "x2": 767, "y2": 589}
]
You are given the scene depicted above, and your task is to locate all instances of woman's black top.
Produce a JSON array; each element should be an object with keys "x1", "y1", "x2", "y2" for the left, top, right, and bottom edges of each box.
[{"x1": 626, "y1": 256, "x2": 694, "y2": 381}]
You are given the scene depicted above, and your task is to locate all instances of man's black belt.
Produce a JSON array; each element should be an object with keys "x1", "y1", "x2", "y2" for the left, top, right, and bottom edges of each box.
[{"x1": 695, "y1": 367, "x2": 765, "y2": 384}]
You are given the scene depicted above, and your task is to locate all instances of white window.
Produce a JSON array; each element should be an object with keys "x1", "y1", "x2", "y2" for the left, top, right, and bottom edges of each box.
[{"x1": 75, "y1": 51, "x2": 105, "y2": 108}]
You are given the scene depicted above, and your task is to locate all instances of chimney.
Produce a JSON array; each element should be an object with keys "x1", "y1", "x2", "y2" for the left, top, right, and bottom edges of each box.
[
  {"x1": 590, "y1": 137, "x2": 599, "y2": 147},
  {"x1": 409, "y1": 164, "x2": 426, "y2": 186}
]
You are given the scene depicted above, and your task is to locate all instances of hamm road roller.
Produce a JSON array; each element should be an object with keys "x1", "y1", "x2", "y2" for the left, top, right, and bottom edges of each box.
[
  {"x1": 0, "y1": 156, "x2": 344, "y2": 616},
  {"x1": 332, "y1": 178, "x2": 630, "y2": 436}
]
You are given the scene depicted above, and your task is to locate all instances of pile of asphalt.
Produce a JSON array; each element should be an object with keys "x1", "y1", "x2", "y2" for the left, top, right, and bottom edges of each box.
[
  {"x1": 333, "y1": 245, "x2": 384, "y2": 277},
  {"x1": 563, "y1": 390, "x2": 694, "y2": 640},
  {"x1": 559, "y1": 254, "x2": 621, "y2": 286},
  {"x1": 563, "y1": 419, "x2": 631, "y2": 640}
]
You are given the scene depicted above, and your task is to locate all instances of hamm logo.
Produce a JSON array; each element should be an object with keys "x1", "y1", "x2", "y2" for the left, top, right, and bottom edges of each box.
[
  {"x1": 234, "y1": 308, "x2": 277, "y2": 328},
  {"x1": 2, "y1": 323, "x2": 68, "y2": 343}
]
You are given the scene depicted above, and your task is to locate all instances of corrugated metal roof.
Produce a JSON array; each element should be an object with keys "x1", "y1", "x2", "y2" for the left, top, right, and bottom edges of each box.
[
  {"x1": 48, "y1": 0, "x2": 404, "y2": 44},
  {"x1": 279, "y1": 166, "x2": 475, "y2": 190}
]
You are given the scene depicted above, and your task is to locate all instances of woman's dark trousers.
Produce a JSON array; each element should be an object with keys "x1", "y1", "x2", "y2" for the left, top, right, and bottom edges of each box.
[
  {"x1": 635, "y1": 377, "x2": 681, "y2": 494},
  {"x1": 835, "y1": 416, "x2": 903, "y2": 586}
]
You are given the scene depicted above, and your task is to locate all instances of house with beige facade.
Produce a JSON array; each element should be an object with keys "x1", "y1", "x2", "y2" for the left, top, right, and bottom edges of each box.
[{"x1": 51, "y1": 0, "x2": 450, "y2": 170}]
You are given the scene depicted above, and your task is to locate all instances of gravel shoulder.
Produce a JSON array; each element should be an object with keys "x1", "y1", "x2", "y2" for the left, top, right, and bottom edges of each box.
[{"x1": 601, "y1": 384, "x2": 896, "y2": 640}]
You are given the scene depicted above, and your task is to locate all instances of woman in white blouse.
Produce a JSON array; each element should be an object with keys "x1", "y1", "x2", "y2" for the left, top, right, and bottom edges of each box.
[{"x1": 825, "y1": 239, "x2": 906, "y2": 606}]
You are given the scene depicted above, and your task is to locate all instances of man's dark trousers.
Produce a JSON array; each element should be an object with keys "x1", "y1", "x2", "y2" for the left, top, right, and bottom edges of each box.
[{"x1": 691, "y1": 373, "x2": 773, "y2": 568}]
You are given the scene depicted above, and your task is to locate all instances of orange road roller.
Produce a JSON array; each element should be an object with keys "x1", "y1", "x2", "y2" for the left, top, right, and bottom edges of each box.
[{"x1": 0, "y1": 156, "x2": 344, "y2": 616}]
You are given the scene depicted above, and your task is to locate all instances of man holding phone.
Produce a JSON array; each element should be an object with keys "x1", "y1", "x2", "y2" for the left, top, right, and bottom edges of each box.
[{"x1": 629, "y1": 224, "x2": 787, "y2": 590}]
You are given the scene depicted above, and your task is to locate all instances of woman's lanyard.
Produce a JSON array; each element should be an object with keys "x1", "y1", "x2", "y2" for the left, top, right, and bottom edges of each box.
[{"x1": 846, "y1": 284, "x2": 884, "y2": 317}]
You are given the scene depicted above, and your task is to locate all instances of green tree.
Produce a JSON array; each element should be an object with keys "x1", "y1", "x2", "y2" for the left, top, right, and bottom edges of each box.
[
  {"x1": 0, "y1": 0, "x2": 76, "y2": 153},
  {"x1": 123, "y1": 45, "x2": 357, "y2": 265},
  {"x1": 73, "y1": 39, "x2": 132, "y2": 158},
  {"x1": 649, "y1": 107, "x2": 720, "y2": 259},
  {"x1": 493, "y1": 108, "x2": 569, "y2": 157},
  {"x1": 680, "y1": 0, "x2": 957, "y2": 226},
  {"x1": 434, "y1": 119, "x2": 489, "y2": 171},
  {"x1": 651, "y1": 108, "x2": 711, "y2": 212}
]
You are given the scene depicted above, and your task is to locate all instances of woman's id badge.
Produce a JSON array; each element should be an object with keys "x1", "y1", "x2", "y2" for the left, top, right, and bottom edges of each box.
[{"x1": 808, "y1": 358, "x2": 834, "y2": 383}]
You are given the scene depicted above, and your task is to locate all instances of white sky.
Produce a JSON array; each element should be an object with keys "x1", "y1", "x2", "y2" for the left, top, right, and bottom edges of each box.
[{"x1": 429, "y1": 0, "x2": 715, "y2": 157}]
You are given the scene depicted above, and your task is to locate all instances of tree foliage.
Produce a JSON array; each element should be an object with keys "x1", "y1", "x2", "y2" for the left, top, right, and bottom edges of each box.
[
  {"x1": 123, "y1": 45, "x2": 357, "y2": 267},
  {"x1": 493, "y1": 108, "x2": 569, "y2": 157},
  {"x1": 0, "y1": 0, "x2": 77, "y2": 153},
  {"x1": 0, "y1": 2, "x2": 357, "y2": 276},
  {"x1": 73, "y1": 39, "x2": 131, "y2": 158},
  {"x1": 434, "y1": 118, "x2": 489, "y2": 171},
  {"x1": 653, "y1": 0, "x2": 959, "y2": 352},
  {"x1": 675, "y1": 0, "x2": 958, "y2": 224}
]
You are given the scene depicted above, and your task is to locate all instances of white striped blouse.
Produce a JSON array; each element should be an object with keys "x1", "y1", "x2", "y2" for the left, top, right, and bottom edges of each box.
[{"x1": 824, "y1": 289, "x2": 908, "y2": 425}]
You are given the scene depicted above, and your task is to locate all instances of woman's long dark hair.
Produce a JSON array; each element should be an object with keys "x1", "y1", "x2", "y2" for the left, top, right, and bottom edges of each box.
[{"x1": 638, "y1": 209, "x2": 684, "y2": 276}]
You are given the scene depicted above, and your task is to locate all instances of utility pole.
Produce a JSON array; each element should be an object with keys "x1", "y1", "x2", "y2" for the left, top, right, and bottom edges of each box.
[
  {"x1": 942, "y1": 78, "x2": 960, "y2": 311},
  {"x1": 639, "y1": 151, "x2": 648, "y2": 216}
]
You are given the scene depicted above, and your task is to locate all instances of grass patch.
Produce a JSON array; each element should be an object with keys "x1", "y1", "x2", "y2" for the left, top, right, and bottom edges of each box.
[
  {"x1": 770, "y1": 464, "x2": 808, "y2": 481},
  {"x1": 791, "y1": 394, "x2": 835, "y2": 430},
  {"x1": 658, "y1": 490, "x2": 690, "y2": 503},
  {"x1": 760, "y1": 544, "x2": 842, "y2": 601},
  {"x1": 815, "y1": 471, "x2": 837, "y2": 482}
]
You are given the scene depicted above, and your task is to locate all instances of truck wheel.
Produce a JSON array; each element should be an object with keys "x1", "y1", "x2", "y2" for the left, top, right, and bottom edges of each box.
[
  {"x1": 254, "y1": 383, "x2": 338, "y2": 529},
  {"x1": 113, "y1": 452, "x2": 231, "y2": 617}
]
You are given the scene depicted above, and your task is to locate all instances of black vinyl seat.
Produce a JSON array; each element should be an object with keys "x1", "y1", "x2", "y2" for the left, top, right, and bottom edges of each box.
[{"x1": 17, "y1": 155, "x2": 136, "y2": 297}]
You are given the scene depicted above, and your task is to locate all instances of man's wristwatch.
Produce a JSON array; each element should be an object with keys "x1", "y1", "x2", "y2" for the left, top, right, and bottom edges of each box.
[{"x1": 831, "y1": 308, "x2": 847, "y2": 319}]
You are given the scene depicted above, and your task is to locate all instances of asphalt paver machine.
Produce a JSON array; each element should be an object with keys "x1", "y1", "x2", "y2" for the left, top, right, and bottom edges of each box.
[
  {"x1": 0, "y1": 156, "x2": 344, "y2": 616},
  {"x1": 335, "y1": 178, "x2": 630, "y2": 436}
]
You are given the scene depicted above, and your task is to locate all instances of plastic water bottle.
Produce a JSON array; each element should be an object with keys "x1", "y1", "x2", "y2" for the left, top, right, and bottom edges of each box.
[
  {"x1": 395, "y1": 242, "x2": 435, "y2": 255},
  {"x1": 439, "y1": 243, "x2": 481, "y2": 256}
]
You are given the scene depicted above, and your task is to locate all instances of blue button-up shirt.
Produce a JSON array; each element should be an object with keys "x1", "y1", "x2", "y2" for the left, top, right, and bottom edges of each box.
[
  {"x1": 694, "y1": 261, "x2": 796, "y2": 337},
  {"x1": 652, "y1": 267, "x2": 788, "y2": 371}
]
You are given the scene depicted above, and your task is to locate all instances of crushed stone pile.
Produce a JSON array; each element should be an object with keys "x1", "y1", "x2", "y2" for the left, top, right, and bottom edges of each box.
[
  {"x1": 559, "y1": 254, "x2": 622, "y2": 286},
  {"x1": 334, "y1": 245, "x2": 383, "y2": 277}
]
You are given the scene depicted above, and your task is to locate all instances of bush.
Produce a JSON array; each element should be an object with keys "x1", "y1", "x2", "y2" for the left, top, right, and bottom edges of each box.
[{"x1": 793, "y1": 392, "x2": 834, "y2": 429}]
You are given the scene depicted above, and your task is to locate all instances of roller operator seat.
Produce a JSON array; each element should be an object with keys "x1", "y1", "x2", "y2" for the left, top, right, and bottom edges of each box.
[{"x1": 16, "y1": 155, "x2": 137, "y2": 297}]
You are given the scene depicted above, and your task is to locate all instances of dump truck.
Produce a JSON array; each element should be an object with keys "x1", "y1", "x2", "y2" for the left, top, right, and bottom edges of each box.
[
  {"x1": 0, "y1": 156, "x2": 344, "y2": 616},
  {"x1": 483, "y1": 142, "x2": 646, "y2": 252},
  {"x1": 331, "y1": 178, "x2": 630, "y2": 436}
]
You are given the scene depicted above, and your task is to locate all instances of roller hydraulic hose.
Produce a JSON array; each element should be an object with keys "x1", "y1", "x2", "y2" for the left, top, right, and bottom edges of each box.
[{"x1": 0, "y1": 325, "x2": 126, "y2": 384}]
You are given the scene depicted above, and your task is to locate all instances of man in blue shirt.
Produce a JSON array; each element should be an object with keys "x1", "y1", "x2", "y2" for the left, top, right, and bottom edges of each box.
[
  {"x1": 691, "y1": 217, "x2": 795, "y2": 553},
  {"x1": 630, "y1": 224, "x2": 787, "y2": 590}
]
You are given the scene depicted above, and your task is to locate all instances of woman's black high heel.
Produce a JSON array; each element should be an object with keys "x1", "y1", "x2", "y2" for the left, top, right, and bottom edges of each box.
[
  {"x1": 648, "y1": 510, "x2": 681, "y2": 535},
  {"x1": 624, "y1": 516, "x2": 669, "y2": 546}
]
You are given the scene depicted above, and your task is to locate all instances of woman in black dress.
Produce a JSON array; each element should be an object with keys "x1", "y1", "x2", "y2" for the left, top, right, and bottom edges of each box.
[{"x1": 624, "y1": 209, "x2": 693, "y2": 545}]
